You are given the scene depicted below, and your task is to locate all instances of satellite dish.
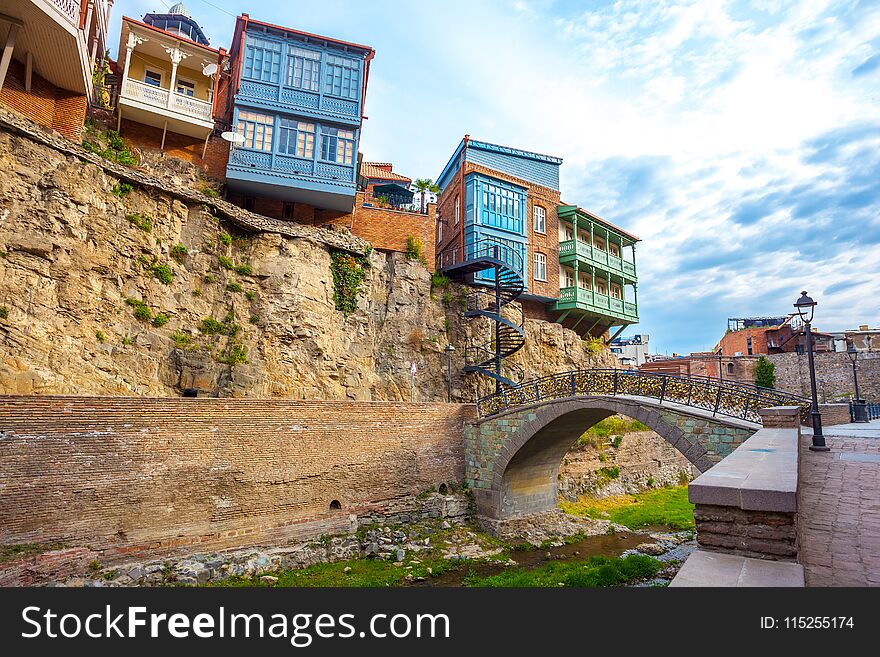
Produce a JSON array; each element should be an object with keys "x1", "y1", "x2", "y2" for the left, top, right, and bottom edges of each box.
[
  {"x1": 221, "y1": 131, "x2": 245, "y2": 145},
  {"x1": 203, "y1": 62, "x2": 218, "y2": 77}
]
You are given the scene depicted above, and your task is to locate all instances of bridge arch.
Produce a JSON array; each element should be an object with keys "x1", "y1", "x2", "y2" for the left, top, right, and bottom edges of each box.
[{"x1": 467, "y1": 396, "x2": 757, "y2": 521}]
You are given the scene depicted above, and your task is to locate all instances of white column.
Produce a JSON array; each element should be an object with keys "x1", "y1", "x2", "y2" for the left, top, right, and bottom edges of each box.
[
  {"x1": 165, "y1": 45, "x2": 188, "y2": 109},
  {"x1": 0, "y1": 20, "x2": 21, "y2": 94},
  {"x1": 24, "y1": 51, "x2": 32, "y2": 92},
  {"x1": 121, "y1": 31, "x2": 143, "y2": 94}
]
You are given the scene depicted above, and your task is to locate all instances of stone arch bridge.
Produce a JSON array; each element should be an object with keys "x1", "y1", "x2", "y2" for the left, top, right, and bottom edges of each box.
[{"x1": 465, "y1": 369, "x2": 810, "y2": 520}]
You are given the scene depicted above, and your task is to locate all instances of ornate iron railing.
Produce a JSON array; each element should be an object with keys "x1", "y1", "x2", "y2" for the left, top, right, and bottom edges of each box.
[{"x1": 475, "y1": 368, "x2": 812, "y2": 423}]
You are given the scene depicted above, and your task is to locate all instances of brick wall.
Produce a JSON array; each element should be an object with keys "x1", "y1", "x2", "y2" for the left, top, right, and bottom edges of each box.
[
  {"x1": 0, "y1": 59, "x2": 87, "y2": 142},
  {"x1": 0, "y1": 397, "x2": 474, "y2": 560},
  {"x1": 768, "y1": 351, "x2": 880, "y2": 403},
  {"x1": 119, "y1": 119, "x2": 229, "y2": 181}
]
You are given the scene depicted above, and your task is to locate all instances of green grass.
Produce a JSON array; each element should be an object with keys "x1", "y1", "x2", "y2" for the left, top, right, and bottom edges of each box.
[
  {"x1": 465, "y1": 554, "x2": 661, "y2": 587},
  {"x1": 0, "y1": 543, "x2": 64, "y2": 565},
  {"x1": 560, "y1": 485, "x2": 695, "y2": 531},
  {"x1": 126, "y1": 213, "x2": 152, "y2": 232},
  {"x1": 578, "y1": 416, "x2": 650, "y2": 446}
]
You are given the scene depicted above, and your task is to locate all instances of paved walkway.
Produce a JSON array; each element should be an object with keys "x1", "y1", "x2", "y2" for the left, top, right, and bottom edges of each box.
[{"x1": 798, "y1": 421, "x2": 880, "y2": 586}]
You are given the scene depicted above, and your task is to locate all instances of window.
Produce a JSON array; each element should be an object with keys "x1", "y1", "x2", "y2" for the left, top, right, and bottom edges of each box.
[
  {"x1": 236, "y1": 111, "x2": 274, "y2": 151},
  {"x1": 287, "y1": 46, "x2": 320, "y2": 91},
  {"x1": 727, "y1": 362, "x2": 735, "y2": 374},
  {"x1": 534, "y1": 253, "x2": 547, "y2": 281},
  {"x1": 480, "y1": 181, "x2": 524, "y2": 233},
  {"x1": 533, "y1": 205, "x2": 546, "y2": 234},
  {"x1": 437, "y1": 218, "x2": 443, "y2": 242},
  {"x1": 747, "y1": 337, "x2": 753, "y2": 355},
  {"x1": 144, "y1": 69, "x2": 162, "y2": 87},
  {"x1": 283, "y1": 203, "x2": 295, "y2": 220},
  {"x1": 176, "y1": 78, "x2": 195, "y2": 97},
  {"x1": 454, "y1": 195, "x2": 460, "y2": 225},
  {"x1": 243, "y1": 37, "x2": 282, "y2": 83},
  {"x1": 324, "y1": 54, "x2": 360, "y2": 99},
  {"x1": 278, "y1": 118, "x2": 315, "y2": 158},
  {"x1": 611, "y1": 285, "x2": 622, "y2": 299},
  {"x1": 320, "y1": 126, "x2": 355, "y2": 165},
  {"x1": 563, "y1": 268, "x2": 574, "y2": 288},
  {"x1": 577, "y1": 274, "x2": 590, "y2": 289},
  {"x1": 243, "y1": 196, "x2": 255, "y2": 212}
]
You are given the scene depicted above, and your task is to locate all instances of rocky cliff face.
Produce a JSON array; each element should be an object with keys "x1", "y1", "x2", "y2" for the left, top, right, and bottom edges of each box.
[{"x1": 0, "y1": 122, "x2": 617, "y2": 401}]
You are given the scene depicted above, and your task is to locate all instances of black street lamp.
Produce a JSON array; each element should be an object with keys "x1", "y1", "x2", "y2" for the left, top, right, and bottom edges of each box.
[
  {"x1": 794, "y1": 291, "x2": 828, "y2": 451},
  {"x1": 847, "y1": 345, "x2": 869, "y2": 423},
  {"x1": 445, "y1": 343, "x2": 456, "y2": 403}
]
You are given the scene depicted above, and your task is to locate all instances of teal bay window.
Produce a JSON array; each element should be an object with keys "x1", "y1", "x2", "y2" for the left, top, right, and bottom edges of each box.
[
  {"x1": 244, "y1": 37, "x2": 283, "y2": 83},
  {"x1": 278, "y1": 119, "x2": 315, "y2": 158},
  {"x1": 324, "y1": 54, "x2": 360, "y2": 99},
  {"x1": 320, "y1": 127, "x2": 355, "y2": 165},
  {"x1": 478, "y1": 180, "x2": 526, "y2": 234},
  {"x1": 237, "y1": 110, "x2": 274, "y2": 151},
  {"x1": 287, "y1": 46, "x2": 321, "y2": 92}
]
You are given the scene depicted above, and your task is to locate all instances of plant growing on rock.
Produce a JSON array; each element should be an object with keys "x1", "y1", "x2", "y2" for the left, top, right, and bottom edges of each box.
[
  {"x1": 217, "y1": 256, "x2": 234, "y2": 270},
  {"x1": 219, "y1": 232, "x2": 233, "y2": 247},
  {"x1": 234, "y1": 263, "x2": 253, "y2": 276},
  {"x1": 126, "y1": 298, "x2": 152, "y2": 322},
  {"x1": 245, "y1": 290, "x2": 255, "y2": 301},
  {"x1": 152, "y1": 313, "x2": 169, "y2": 328},
  {"x1": 226, "y1": 281, "x2": 243, "y2": 293},
  {"x1": 112, "y1": 182, "x2": 133, "y2": 198},
  {"x1": 95, "y1": 330, "x2": 106, "y2": 343},
  {"x1": 585, "y1": 336, "x2": 606, "y2": 355},
  {"x1": 218, "y1": 344, "x2": 248, "y2": 365},
  {"x1": 170, "y1": 244, "x2": 189, "y2": 263},
  {"x1": 121, "y1": 336, "x2": 133, "y2": 346},
  {"x1": 152, "y1": 263, "x2": 173, "y2": 285},
  {"x1": 170, "y1": 331, "x2": 191, "y2": 349},
  {"x1": 127, "y1": 213, "x2": 152, "y2": 232},
  {"x1": 405, "y1": 235, "x2": 426, "y2": 264},
  {"x1": 201, "y1": 183, "x2": 219, "y2": 198},
  {"x1": 329, "y1": 251, "x2": 369, "y2": 317},
  {"x1": 0, "y1": 306, "x2": 8, "y2": 320},
  {"x1": 431, "y1": 272, "x2": 450, "y2": 289}
]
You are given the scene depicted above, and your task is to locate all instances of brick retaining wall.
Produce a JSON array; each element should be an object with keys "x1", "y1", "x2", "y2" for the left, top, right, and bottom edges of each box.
[{"x1": 0, "y1": 396, "x2": 474, "y2": 561}]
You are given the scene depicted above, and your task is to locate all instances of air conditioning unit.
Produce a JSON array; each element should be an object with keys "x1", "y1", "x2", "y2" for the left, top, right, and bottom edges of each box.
[{"x1": 734, "y1": 351, "x2": 743, "y2": 356}]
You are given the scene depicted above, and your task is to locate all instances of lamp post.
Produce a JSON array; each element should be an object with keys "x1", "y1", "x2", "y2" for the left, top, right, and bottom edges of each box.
[
  {"x1": 794, "y1": 291, "x2": 828, "y2": 451},
  {"x1": 847, "y1": 345, "x2": 869, "y2": 423},
  {"x1": 445, "y1": 343, "x2": 456, "y2": 403}
]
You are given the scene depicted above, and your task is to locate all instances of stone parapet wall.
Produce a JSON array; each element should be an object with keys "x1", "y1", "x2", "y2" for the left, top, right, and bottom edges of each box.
[
  {"x1": 819, "y1": 403, "x2": 852, "y2": 426},
  {"x1": 768, "y1": 351, "x2": 880, "y2": 403},
  {"x1": 693, "y1": 504, "x2": 798, "y2": 560},
  {"x1": 0, "y1": 396, "x2": 474, "y2": 564}
]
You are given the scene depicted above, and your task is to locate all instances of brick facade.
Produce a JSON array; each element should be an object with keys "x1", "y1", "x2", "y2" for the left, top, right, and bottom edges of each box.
[
  {"x1": 0, "y1": 59, "x2": 87, "y2": 142},
  {"x1": 119, "y1": 118, "x2": 230, "y2": 181},
  {"x1": 0, "y1": 396, "x2": 475, "y2": 561}
]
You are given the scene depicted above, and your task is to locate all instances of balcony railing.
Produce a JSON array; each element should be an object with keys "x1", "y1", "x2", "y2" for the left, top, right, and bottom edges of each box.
[
  {"x1": 558, "y1": 239, "x2": 637, "y2": 279},
  {"x1": 555, "y1": 286, "x2": 638, "y2": 321},
  {"x1": 121, "y1": 78, "x2": 213, "y2": 123},
  {"x1": 51, "y1": 0, "x2": 81, "y2": 25}
]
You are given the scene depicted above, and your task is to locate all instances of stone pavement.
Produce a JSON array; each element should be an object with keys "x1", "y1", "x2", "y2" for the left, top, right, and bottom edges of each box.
[{"x1": 798, "y1": 421, "x2": 880, "y2": 587}]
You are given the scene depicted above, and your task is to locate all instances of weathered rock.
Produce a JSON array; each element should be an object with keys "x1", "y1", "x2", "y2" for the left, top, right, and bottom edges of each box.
[{"x1": 260, "y1": 575, "x2": 278, "y2": 584}]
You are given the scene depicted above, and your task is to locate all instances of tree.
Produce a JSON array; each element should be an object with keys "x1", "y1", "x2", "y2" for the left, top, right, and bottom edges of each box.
[
  {"x1": 754, "y1": 356, "x2": 776, "y2": 389},
  {"x1": 413, "y1": 178, "x2": 440, "y2": 214}
]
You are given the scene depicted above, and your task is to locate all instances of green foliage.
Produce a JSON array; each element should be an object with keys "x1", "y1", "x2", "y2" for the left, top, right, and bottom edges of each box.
[
  {"x1": 611, "y1": 435, "x2": 623, "y2": 449},
  {"x1": 201, "y1": 184, "x2": 219, "y2": 198},
  {"x1": 329, "y1": 251, "x2": 369, "y2": 317},
  {"x1": 170, "y1": 244, "x2": 189, "y2": 263},
  {"x1": 560, "y1": 485, "x2": 696, "y2": 531},
  {"x1": 199, "y1": 315, "x2": 239, "y2": 337},
  {"x1": 126, "y1": 298, "x2": 151, "y2": 322},
  {"x1": 152, "y1": 313, "x2": 169, "y2": 328},
  {"x1": 218, "y1": 344, "x2": 248, "y2": 365},
  {"x1": 754, "y1": 356, "x2": 776, "y2": 389},
  {"x1": 245, "y1": 290, "x2": 256, "y2": 301},
  {"x1": 152, "y1": 263, "x2": 173, "y2": 285},
  {"x1": 126, "y1": 213, "x2": 152, "y2": 232},
  {"x1": 405, "y1": 235, "x2": 426, "y2": 264},
  {"x1": 170, "y1": 331, "x2": 191, "y2": 349},
  {"x1": 441, "y1": 291, "x2": 453, "y2": 307},
  {"x1": 121, "y1": 336, "x2": 133, "y2": 346},
  {"x1": 217, "y1": 256, "x2": 234, "y2": 270},
  {"x1": 95, "y1": 330, "x2": 106, "y2": 343},
  {"x1": 234, "y1": 263, "x2": 253, "y2": 276},
  {"x1": 84, "y1": 128, "x2": 137, "y2": 166},
  {"x1": 0, "y1": 306, "x2": 8, "y2": 320},
  {"x1": 0, "y1": 543, "x2": 65, "y2": 565},
  {"x1": 431, "y1": 272, "x2": 450, "y2": 289},
  {"x1": 597, "y1": 466, "x2": 620, "y2": 480},
  {"x1": 585, "y1": 336, "x2": 606, "y2": 355},
  {"x1": 88, "y1": 560, "x2": 101, "y2": 574},
  {"x1": 577, "y1": 416, "x2": 649, "y2": 446},
  {"x1": 646, "y1": 477, "x2": 655, "y2": 488},
  {"x1": 219, "y1": 232, "x2": 233, "y2": 246},
  {"x1": 111, "y1": 182, "x2": 133, "y2": 198},
  {"x1": 443, "y1": 317, "x2": 451, "y2": 333},
  {"x1": 226, "y1": 281, "x2": 243, "y2": 293},
  {"x1": 249, "y1": 315, "x2": 260, "y2": 324},
  {"x1": 465, "y1": 554, "x2": 661, "y2": 588},
  {"x1": 203, "y1": 274, "x2": 215, "y2": 284}
]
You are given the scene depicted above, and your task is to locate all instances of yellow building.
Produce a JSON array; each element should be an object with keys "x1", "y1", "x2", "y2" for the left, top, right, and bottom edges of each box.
[{"x1": 116, "y1": 4, "x2": 223, "y2": 155}]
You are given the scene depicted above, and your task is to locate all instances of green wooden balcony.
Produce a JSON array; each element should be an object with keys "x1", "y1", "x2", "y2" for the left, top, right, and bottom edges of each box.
[
  {"x1": 558, "y1": 239, "x2": 637, "y2": 280},
  {"x1": 554, "y1": 286, "x2": 638, "y2": 323}
]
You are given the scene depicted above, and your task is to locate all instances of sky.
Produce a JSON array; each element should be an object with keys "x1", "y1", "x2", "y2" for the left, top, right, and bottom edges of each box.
[{"x1": 109, "y1": 0, "x2": 880, "y2": 355}]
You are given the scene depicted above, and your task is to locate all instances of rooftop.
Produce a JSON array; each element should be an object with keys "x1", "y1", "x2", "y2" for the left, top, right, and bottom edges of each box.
[{"x1": 360, "y1": 162, "x2": 411, "y2": 183}]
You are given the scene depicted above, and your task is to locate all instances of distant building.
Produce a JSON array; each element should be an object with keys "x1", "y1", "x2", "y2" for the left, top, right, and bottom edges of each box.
[
  {"x1": 410, "y1": 184, "x2": 438, "y2": 210},
  {"x1": 610, "y1": 334, "x2": 649, "y2": 367},
  {"x1": 0, "y1": 0, "x2": 111, "y2": 141},
  {"x1": 846, "y1": 325, "x2": 880, "y2": 352},
  {"x1": 359, "y1": 162, "x2": 415, "y2": 210},
  {"x1": 716, "y1": 314, "x2": 834, "y2": 357},
  {"x1": 224, "y1": 13, "x2": 375, "y2": 213}
]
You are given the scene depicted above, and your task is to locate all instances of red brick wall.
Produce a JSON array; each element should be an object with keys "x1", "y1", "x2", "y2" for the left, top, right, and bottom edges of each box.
[
  {"x1": 119, "y1": 119, "x2": 229, "y2": 181},
  {"x1": 0, "y1": 59, "x2": 87, "y2": 142},
  {"x1": 718, "y1": 328, "x2": 772, "y2": 356},
  {"x1": 0, "y1": 396, "x2": 474, "y2": 560}
]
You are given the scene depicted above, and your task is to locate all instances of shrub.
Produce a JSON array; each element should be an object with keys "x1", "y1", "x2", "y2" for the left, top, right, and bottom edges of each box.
[
  {"x1": 134, "y1": 305, "x2": 151, "y2": 321},
  {"x1": 219, "y1": 232, "x2": 232, "y2": 247},
  {"x1": 95, "y1": 330, "x2": 106, "y2": 343},
  {"x1": 152, "y1": 263, "x2": 173, "y2": 285},
  {"x1": 245, "y1": 290, "x2": 255, "y2": 301},
  {"x1": 329, "y1": 251, "x2": 369, "y2": 317},
  {"x1": 226, "y1": 281, "x2": 243, "y2": 293},
  {"x1": 754, "y1": 356, "x2": 776, "y2": 389},
  {"x1": 152, "y1": 313, "x2": 169, "y2": 327},
  {"x1": 126, "y1": 213, "x2": 152, "y2": 232},
  {"x1": 611, "y1": 436, "x2": 623, "y2": 449},
  {"x1": 405, "y1": 235, "x2": 425, "y2": 263},
  {"x1": 170, "y1": 244, "x2": 189, "y2": 263},
  {"x1": 217, "y1": 256, "x2": 234, "y2": 270},
  {"x1": 431, "y1": 272, "x2": 450, "y2": 289},
  {"x1": 218, "y1": 344, "x2": 248, "y2": 365},
  {"x1": 122, "y1": 336, "x2": 133, "y2": 346},
  {"x1": 199, "y1": 318, "x2": 225, "y2": 335},
  {"x1": 585, "y1": 336, "x2": 606, "y2": 355},
  {"x1": 192, "y1": 288, "x2": 202, "y2": 297},
  {"x1": 443, "y1": 317, "x2": 451, "y2": 333},
  {"x1": 249, "y1": 315, "x2": 260, "y2": 324},
  {"x1": 111, "y1": 182, "x2": 133, "y2": 198},
  {"x1": 234, "y1": 263, "x2": 253, "y2": 276},
  {"x1": 201, "y1": 184, "x2": 219, "y2": 198},
  {"x1": 441, "y1": 291, "x2": 453, "y2": 307},
  {"x1": 170, "y1": 331, "x2": 191, "y2": 349},
  {"x1": 0, "y1": 306, "x2": 8, "y2": 319},
  {"x1": 597, "y1": 466, "x2": 620, "y2": 480},
  {"x1": 203, "y1": 274, "x2": 215, "y2": 284}
]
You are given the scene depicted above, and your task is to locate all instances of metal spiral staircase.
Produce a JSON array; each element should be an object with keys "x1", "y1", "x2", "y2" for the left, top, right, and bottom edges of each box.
[{"x1": 437, "y1": 238, "x2": 527, "y2": 390}]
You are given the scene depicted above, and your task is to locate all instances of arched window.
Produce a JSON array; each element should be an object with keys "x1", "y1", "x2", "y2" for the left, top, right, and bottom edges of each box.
[
  {"x1": 727, "y1": 363, "x2": 734, "y2": 374},
  {"x1": 438, "y1": 483, "x2": 449, "y2": 495},
  {"x1": 329, "y1": 500, "x2": 342, "y2": 511},
  {"x1": 533, "y1": 205, "x2": 546, "y2": 234}
]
